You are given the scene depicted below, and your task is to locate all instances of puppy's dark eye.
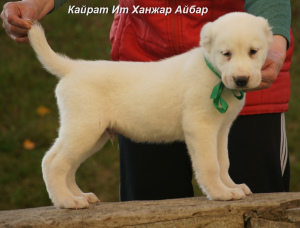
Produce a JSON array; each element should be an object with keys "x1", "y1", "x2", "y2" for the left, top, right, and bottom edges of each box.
[
  {"x1": 250, "y1": 49, "x2": 258, "y2": 55},
  {"x1": 222, "y1": 51, "x2": 231, "y2": 58}
]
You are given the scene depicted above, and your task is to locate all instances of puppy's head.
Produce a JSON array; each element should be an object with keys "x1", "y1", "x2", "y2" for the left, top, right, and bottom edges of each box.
[{"x1": 200, "y1": 12, "x2": 273, "y2": 90}]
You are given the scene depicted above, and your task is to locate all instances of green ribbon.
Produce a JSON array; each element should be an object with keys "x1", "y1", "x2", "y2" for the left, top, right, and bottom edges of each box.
[{"x1": 205, "y1": 58, "x2": 244, "y2": 114}]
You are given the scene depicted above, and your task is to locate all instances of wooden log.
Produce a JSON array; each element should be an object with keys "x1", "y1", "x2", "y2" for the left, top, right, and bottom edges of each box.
[{"x1": 1, "y1": 193, "x2": 300, "y2": 228}]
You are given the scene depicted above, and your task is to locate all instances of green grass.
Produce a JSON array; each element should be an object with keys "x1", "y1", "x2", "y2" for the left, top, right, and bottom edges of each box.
[{"x1": 0, "y1": 0, "x2": 300, "y2": 210}]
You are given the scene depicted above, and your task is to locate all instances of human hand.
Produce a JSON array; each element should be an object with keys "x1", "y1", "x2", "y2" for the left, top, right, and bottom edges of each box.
[
  {"x1": 1, "y1": 0, "x2": 54, "y2": 43},
  {"x1": 1, "y1": 1, "x2": 37, "y2": 43},
  {"x1": 246, "y1": 35, "x2": 287, "y2": 92}
]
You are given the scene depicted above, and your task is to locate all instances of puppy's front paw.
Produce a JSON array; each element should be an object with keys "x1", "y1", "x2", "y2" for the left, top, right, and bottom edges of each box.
[
  {"x1": 227, "y1": 188, "x2": 246, "y2": 200},
  {"x1": 54, "y1": 196, "x2": 90, "y2": 209},
  {"x1": 208, "y1": 187, "x2": 246, "y2": 201}
]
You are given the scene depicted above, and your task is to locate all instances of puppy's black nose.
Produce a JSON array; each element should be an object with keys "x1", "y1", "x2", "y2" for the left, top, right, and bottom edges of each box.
[{"x1": 234, "y1": 76, "x2": 249, "y2": 87}]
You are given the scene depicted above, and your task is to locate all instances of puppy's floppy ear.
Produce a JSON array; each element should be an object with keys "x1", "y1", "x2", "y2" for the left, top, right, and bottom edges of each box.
[
  {"x1": 258, "y1": 17, "x2": 273, "y2": 47},
  {"x1": 200, "y1": 22, "x2": 214, "y2": 53}
]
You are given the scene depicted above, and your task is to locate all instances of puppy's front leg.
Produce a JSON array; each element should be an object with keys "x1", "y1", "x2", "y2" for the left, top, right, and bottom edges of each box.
[
  {"x1": 217, "y1": 124, "x2": 252, "y2": 195},
  {"x1": 184, "y1": 122, "x2": 245, "y2": 200}
]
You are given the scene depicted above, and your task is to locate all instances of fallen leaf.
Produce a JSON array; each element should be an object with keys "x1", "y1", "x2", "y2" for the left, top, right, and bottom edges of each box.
[
  {"x1": 36, "y1": 105, "x2": 50, "y2": 117},
  {"x1": 23, "y1": 139, "x2": 36, "y2": 150}
]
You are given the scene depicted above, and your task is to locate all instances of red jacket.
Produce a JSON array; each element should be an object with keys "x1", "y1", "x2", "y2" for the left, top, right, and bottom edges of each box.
[{"x1": 110, "y1": 0, "x2": 294, "y2": 115}]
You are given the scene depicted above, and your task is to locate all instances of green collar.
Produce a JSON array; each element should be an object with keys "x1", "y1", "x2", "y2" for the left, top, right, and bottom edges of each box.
[{"x1": 204, "y1": 58, "x2": 244, "y2": 114}]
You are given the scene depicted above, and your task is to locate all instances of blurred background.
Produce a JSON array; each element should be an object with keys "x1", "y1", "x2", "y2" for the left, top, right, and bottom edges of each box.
[{"x1": 0, "y1": 0, "x2": 299, "y2": 210}]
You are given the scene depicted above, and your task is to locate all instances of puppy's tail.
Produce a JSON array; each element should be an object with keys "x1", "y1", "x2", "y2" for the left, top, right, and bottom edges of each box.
[{"x1": 28, "y1": 22, "x2": 73, "y2": 78}]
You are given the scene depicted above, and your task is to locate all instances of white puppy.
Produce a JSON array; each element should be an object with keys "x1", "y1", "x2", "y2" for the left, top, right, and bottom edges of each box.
[{"x1": 27, "y1": 12, "x2": 272, "y2": 209}]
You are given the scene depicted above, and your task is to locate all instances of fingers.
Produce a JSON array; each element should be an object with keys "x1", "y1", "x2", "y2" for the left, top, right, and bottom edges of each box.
[
  {"x1": 244, "y1": 67, "x2": 277, "y2": 92},
  {"x1": 3, "y1": 17, "x2": 29, "y2": 33},
  {"x1": 260, "y1": 62, "x2": 278, "y2": 88},
  {"x1": 1, "y1": 2, "x2": 34, "y2": 43},
  {"x1": 244, "y1": 42, "x2": 286, "y2": 92}
]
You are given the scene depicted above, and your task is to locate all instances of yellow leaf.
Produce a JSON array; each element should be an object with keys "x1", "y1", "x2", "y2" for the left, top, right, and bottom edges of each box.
[
  {"x1": 23, "y1": 139, "x2": 36, "y2": 150},
  {"x1": 36, "y1": 105, "x2": 50, "y2": 117}
]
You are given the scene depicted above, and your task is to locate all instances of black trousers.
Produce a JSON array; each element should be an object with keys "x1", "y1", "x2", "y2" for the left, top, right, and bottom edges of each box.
[{"x1": 119, "y1": 113, "x2": 290, "y2": 201}]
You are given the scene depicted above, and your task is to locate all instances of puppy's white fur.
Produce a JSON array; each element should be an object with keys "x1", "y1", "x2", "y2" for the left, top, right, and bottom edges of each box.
[{"x1": 27, "y1": 12, "x2": 272, "y2": 209}]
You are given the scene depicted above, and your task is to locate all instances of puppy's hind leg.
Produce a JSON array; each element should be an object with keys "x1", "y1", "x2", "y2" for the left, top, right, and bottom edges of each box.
[
  {"x1": 66, "y1": 132, "x2": 110, "y2": 204},
  {"x1": 42, "y1": 138, "x2": 89, "y2": 209},
  {"x1": 42, "y1": 122, "x2": 107, "y2": 209}
]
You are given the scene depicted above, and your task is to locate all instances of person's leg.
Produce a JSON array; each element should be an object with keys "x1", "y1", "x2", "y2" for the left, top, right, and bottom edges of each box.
[
  {"x1": 119, "y1": 135, "x2": 194, "y2": 201},
  {"x1": 228, "y1": 113, "x2": 290, "y2": 193}
]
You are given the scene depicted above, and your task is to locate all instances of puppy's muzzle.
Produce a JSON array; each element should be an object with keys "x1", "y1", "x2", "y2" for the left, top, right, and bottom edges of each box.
[{"x1": 234, "y1": 76, "x2": 249, "y2": 87}]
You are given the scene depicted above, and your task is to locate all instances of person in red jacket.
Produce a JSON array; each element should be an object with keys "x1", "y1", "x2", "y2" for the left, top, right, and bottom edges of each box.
[{"x1": 1, "y1": 0, "x2": 293, "y2": 201}]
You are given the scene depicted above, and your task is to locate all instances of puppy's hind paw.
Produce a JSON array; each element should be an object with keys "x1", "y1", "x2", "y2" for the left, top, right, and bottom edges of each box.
[{"x1": 83, "y1": 192, "x2": 100, "y2": 204}]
